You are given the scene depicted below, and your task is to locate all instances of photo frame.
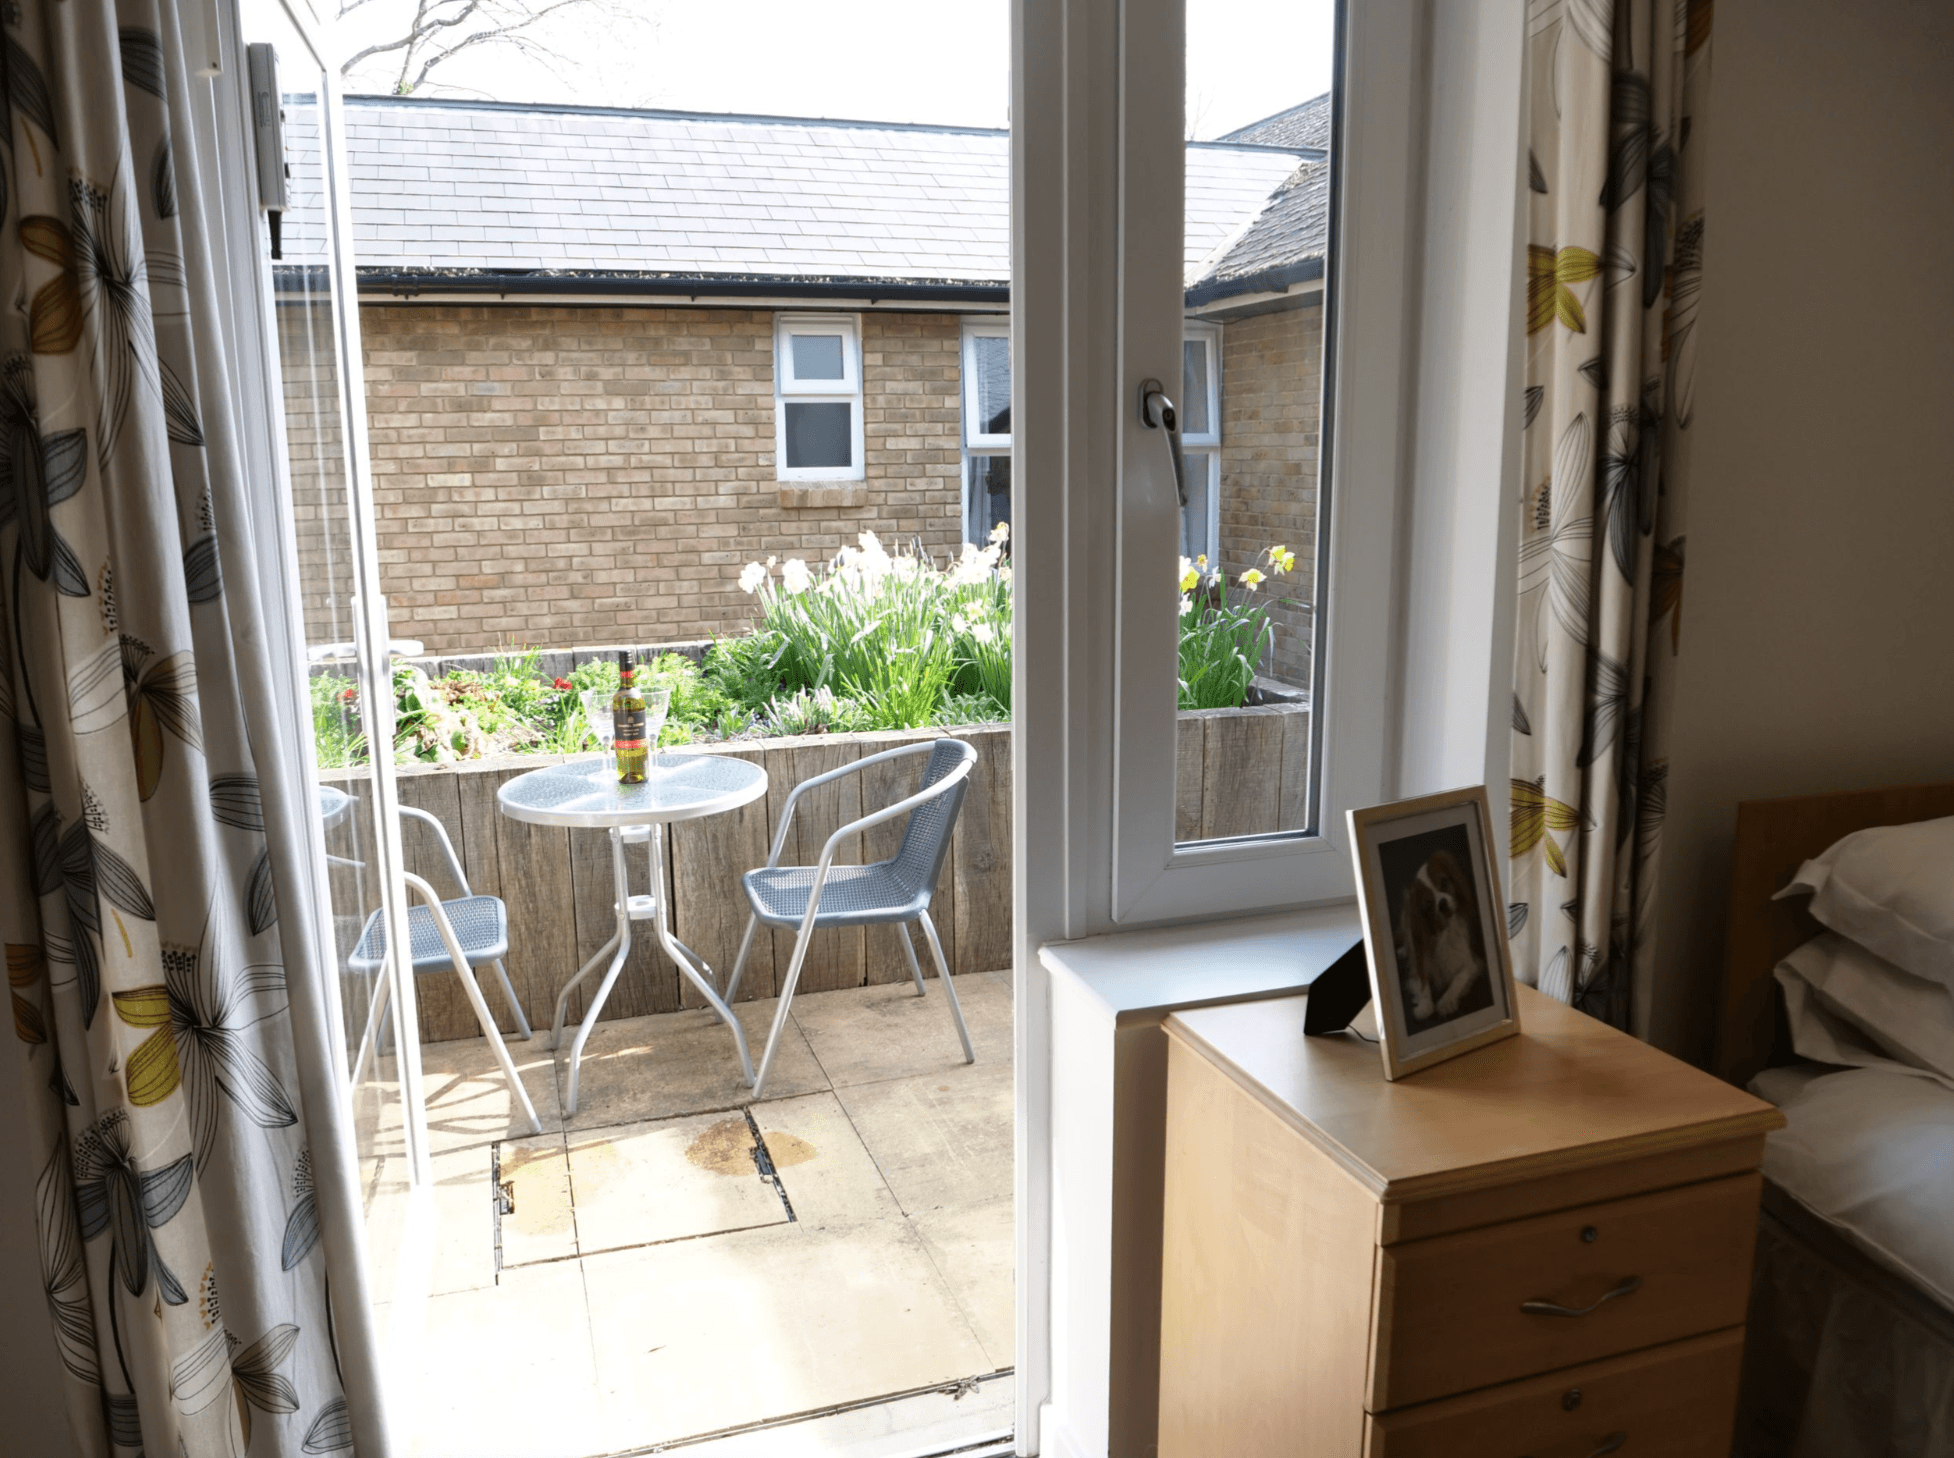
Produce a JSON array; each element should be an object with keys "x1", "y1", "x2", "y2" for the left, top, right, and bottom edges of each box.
[{"x1": 1347, "y1": 786, "x2": 1521, "y2": 1079}]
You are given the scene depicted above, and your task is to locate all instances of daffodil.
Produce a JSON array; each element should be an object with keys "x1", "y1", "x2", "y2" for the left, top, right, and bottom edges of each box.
[
  {"x1": 1268, "y1": 545, "x2": 1296, "y2": 574},
  {"x1": 781, "y1": 558, "x2": 813, "y2": 594},
  {"x1": 1178, "y1": 556, "x2": 1200, "y2": 594},
  {"x1": 971, "y1": 622, "x2": 996, "y2": 645},
  {"x1": 738, "y1": 561, "x2": 767, "y2": 594},
  {"x1": 1239, "y1": 567, "x2": 1265, "y2": 591},
  {"x1": 990, "y1": 520, "x2": 1011, "y2": 545},
  {"x1": 1179, "y1": 594, "x2": 1194, "y2": 615}
]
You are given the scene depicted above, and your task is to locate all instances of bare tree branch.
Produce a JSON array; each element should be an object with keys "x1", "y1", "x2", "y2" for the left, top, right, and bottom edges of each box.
[{"x1": 340, "y1": 0, "x2": 643, "y2": 96}]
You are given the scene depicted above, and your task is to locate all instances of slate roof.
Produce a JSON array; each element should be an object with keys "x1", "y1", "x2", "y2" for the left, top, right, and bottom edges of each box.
[
  {"x1": 1189, "y1": 94, "x2": 1336, "y2": 305},
  {"x1": 1222, "y1": 93, "x2": 1332, "y2": 154},
  {"x1": 315, "y1": 96, "x2": 1319, "y2": 298}
]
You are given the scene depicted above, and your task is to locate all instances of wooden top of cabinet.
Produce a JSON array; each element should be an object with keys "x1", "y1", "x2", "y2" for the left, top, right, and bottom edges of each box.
[{"x1": 1164, "y1": 985, "x2": 1783, "y2": 1208}]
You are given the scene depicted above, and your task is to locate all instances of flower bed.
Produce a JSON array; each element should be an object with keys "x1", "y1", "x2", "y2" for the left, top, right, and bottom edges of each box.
[{"x1": 311, "y1": 526, "x2": 1304, "y2": 768}]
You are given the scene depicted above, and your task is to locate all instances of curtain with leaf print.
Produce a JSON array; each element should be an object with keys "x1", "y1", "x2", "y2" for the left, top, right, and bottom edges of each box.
[
  {"x1": 1510, "y1": 0, "x2": 1710, "y2": 1029},
  {"x1": 0, "y1": 0, "x2": 375, "y2": 1454}
]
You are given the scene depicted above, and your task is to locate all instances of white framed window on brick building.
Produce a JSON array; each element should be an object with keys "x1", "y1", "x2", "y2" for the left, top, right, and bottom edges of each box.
[
  {"x1": 774, "y1": 313, "x2": 865, "y2": 480},
  {"x1": 961, "y1": 317, "x2": 1011, "y2": 544},
  {"x1": 1179, "y1": 322, "x2": 1221, "y2": 565}
]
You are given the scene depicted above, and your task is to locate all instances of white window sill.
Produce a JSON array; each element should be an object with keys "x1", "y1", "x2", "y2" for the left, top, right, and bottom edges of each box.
[
  {"x1": 1036, "y1": 901, "x2": 1362, "y2": 1458},
  {"x1": 1037, "y1": 900, "x2": 1362, "y2": 1017}
]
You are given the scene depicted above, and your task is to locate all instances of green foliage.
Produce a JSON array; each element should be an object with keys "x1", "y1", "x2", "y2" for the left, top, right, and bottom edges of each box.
[
  {"x1": 310, "y1": 672, "x2": 368, "y2": 767},
  {"x1": 1175, "y1": 546, "x2": 1300, "y2": 710},
  {"x1": 306, "y1": 532, "x2": 1301, "y2": 770}
]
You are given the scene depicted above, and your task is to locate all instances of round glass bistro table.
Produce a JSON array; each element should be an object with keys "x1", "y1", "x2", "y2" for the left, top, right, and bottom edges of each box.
[{"x1": 496, "y1": 753, "x2": 769, "y2": 1112}]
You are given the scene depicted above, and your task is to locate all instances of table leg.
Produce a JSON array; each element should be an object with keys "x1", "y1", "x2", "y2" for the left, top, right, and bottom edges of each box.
[
  {"x1": 551, "y1": 923, "x2": 623, "y2": 1052},
  {"x1": 562, "y1": 828, "x2": 634, "y2": 1115},
  {"x1": 647, "y1": 824, "x2": 757, "y2": 1088}
]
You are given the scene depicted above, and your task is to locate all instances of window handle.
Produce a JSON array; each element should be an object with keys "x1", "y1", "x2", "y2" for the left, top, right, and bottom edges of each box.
[
  {"x1": 1520, "y1": 1275, "x2": 1642, "y2": 1318},
  {"x1": 1140, "y1": 378, "x2": 1187, "y2": 507}
]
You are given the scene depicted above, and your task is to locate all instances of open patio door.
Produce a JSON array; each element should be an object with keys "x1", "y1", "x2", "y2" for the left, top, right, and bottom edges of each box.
[{"x1": 229, "y1": 0, "x2": 438, "y2": 1368}]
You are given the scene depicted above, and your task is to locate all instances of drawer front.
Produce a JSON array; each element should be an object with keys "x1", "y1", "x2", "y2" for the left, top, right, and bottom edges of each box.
[
  {"x1": 1365, "y1": 1327, "x2": 1744, "y2": 1458},
  {"x1": 1371, "y1": 1173, "x2": 1760, "y2": 1409}
]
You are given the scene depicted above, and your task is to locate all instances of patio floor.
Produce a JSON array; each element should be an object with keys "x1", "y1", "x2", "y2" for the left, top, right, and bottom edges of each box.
[{"x1": 393, "y1": 969, "x2": 1015, "y2": 1458}]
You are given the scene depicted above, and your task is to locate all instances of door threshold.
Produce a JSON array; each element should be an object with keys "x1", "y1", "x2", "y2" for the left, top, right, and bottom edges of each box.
[{"x1": 602, "y1": 1369, "x2": 1014, "y2": 1458}]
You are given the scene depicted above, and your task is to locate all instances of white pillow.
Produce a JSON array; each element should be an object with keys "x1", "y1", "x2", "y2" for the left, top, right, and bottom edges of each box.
[
  {"x1": 1774, "y1": 933, "x2": 1954, "y2": 1088},
  {"x1": 1774, "y1": 816, "x2": 1954, "y2": 990}
]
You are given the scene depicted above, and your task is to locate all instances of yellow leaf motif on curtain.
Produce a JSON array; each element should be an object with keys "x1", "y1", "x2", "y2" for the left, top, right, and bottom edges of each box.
[
  {"x1": 1512, "y1": 777, "x2": 1580, "y2": 877},
  {"x1": 20, "y1": 215, "x2": 83, "y2": 355},
  {"x1": 9, "y1": 943, "x2": 47, "y2": 1043},
  {"x1": 114, "y1": 984, "x2": 182, "y2": 1106},
  {"x1": 1527, "y1": 245, "x2": 1604, "y2": 335}
]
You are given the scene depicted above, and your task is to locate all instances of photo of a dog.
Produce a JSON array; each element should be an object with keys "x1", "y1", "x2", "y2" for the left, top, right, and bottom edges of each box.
[{"x1": 1377, "y1": 825, "x2": 1496, "y2": 1034}]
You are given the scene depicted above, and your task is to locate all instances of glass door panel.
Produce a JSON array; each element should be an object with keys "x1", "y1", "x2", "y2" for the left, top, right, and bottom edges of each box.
[{"x1": 241, "y1": 0, "x2": 432, "y2": 1330}]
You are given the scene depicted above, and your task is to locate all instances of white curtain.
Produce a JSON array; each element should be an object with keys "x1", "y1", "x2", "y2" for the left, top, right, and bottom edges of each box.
[{"x1": 0, "y1": 0, "x2": 386, "y2": 1452}]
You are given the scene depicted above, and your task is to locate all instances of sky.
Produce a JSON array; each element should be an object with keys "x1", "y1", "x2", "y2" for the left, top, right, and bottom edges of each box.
[{"x1": 337, "y1": 0, "x2": 1335, "y2": 141}]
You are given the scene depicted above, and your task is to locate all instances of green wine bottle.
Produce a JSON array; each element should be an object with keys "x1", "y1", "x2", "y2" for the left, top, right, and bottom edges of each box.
[{"x1": 612, "y1": 651, "x2": 648, "y2": 783}]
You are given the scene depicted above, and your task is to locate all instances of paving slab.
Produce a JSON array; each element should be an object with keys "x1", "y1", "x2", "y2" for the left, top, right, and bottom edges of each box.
[
  {"x1": 497, "y1": 1131, "x2": 577, "y2": 1267},
  {"x1": 752, "y1": 1091, "x2": 901, "y2": 1229},
  {"x1": 557, "y1": 998, "x2": 828, "y2": 1129},
  {"x1": 789, "y1": 973, "x2": 1013, "y2": 1089},
  {"x1": 835, "y1": 1062, "x2": 1015, "y2": 1215},
  {"x1": 912, "y1": 1197, "x2": 1015, "y2": 1371},
  {"x1": 565, "y1": 1110, "x2": 789, "y2": 1254},
  {"x1": 408, "y1": 1261, "x2": 601, "y2": 1458},
  {"x1": 583, "y1": 1218, "x2": 990, "y2": 1451}
]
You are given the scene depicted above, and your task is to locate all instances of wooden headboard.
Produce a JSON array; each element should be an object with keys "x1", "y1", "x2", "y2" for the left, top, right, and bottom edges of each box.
[{"x1": 1712, "y1": 780, "x2": 1954, "y2": 1087}]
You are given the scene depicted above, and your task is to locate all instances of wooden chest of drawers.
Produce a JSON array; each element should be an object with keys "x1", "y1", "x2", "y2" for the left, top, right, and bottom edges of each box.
[{"x1": 1158, "y1": 985, "x2": 1783, "y2": 1457}]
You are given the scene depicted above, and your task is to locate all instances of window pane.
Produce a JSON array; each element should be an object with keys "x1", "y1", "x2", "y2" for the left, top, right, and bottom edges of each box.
[
  {"x1": 1180, "y1": 451, "x2": 1215, "y2": 563},
  {"x1": 790, "y1": 333, "x2": 846, "y2": 381},
  {"x1": 1181, "y1": 338, "x2": 1211, "y2": 437},
  {"x1": 966, "y1": 453, "x2": 1011, "y2": 544},
  {"x1": 1177, "y1": 0, "x2": 1331, "y2": 834},
  {"x1": 971, "y1": 333, "x2": 1011, "y2": 437},
  {"x1": 784, "y1": 401, "x2": 852, "y2": 468}
]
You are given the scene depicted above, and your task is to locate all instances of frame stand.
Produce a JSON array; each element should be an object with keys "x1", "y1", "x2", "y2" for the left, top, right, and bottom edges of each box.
[{"x1": 1303, "y1": 939, "x2": 1373, "y2": 1037}]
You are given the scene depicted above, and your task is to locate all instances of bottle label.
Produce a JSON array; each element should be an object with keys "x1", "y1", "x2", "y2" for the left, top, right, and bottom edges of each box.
[{"x1": 614, "y1": 706, "x2": 646, "y2": 749}]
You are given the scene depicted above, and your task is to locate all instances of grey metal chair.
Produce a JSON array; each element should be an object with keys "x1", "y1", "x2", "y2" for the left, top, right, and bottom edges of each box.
[
  {"x1": 726, "y1": 738, "x2": 979, "y2": 1096},
  {"x1": 347, "y1": 806, "x2": 541, "y2": 1134}
]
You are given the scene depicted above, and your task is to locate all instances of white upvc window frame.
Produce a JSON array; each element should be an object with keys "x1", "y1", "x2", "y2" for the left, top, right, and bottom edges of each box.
[
  {"x1": 773, "y1": 312, "x2": 865, "y2": 481},
  {"x1": 963, "y1": 316, "x2": 1013, "y2": 451},
  {"x1": 1179, "y1": 322, "x2": 1222, "y2": 567},
  {"x1": 1103, "y1": 0, "x2": 1409, "y2": 923},
  {"x1": 1011, "y1": 0, "x2": 1528, "y2": 1450},
  {"x1": 961, "y1": 317, "x2": 1013, "y2": 544}
]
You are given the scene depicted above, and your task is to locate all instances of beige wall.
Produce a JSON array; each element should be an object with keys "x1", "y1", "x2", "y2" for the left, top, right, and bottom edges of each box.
[
  {"x1": 1217, "y1": 299, "x2": 1323, "y2": 688},
  {"x1": 1646, "y1": 0, "x2": 1954, "y2": 1057},
  {"x1": 350, "y1": 305, "x2": 965, "y2": 655}
]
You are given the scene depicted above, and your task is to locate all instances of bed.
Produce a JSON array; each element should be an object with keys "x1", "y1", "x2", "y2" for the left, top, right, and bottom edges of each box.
[{"x1": 1712, "y1": 781, "x2": 1954, "y2": 1457}]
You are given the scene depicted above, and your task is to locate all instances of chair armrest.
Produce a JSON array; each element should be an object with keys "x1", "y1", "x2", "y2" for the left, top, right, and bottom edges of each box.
[
  {"x1": 400, "y1": 805, "x2": 473, "y2": 898},
  {"x1": 785, "y1": 755, "x2": 976, "y2": 941},
  {"x1": 401, "y1": 871, "x2": 474, "y2": 976},
  {"x1": 766, "y1": 740, "x2": 942, "y2": 868}
]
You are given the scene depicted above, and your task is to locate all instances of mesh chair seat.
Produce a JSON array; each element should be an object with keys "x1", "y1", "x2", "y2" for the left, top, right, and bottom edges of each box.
[
  {"x1": 347, "y1": 895, "x2": 509, "y2": 974},
  {"x1": 742, "y1": 861, "x2": 930, "y2": 929}
]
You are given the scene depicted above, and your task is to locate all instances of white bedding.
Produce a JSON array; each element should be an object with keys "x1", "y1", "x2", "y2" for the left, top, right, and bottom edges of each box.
[{"x1": 1751, "y1": 1063, "x2": 1954, "y2": 1313}]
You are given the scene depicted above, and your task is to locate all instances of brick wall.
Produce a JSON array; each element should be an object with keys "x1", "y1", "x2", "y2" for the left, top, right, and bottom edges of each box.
[
  {"x1": 1216, "y1": 299, "x2": 1323, "y2": 689},
  {"x1": 277, "y1": 297, "x2": 356, "y2": 649},
  {"x1": 282, "y1": 298, "x2": 1322, "y2": 680},
  {"x1": 336, "y1": 305, "x2": 967, "y2": 656}
]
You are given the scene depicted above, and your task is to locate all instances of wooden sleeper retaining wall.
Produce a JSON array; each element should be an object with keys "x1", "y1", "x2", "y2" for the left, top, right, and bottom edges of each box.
[{"x1": 321, "y1": 702, "x2": 1306, "y2": 1046}]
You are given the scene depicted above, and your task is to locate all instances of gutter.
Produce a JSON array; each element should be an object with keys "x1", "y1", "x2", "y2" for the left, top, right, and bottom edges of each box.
[
  {"x1": 1181, "y1": 256, "x2": 1325, "y2": 310},
  {"x1": 351, "y1": 267, "x2": 1011, "y2": 306}
]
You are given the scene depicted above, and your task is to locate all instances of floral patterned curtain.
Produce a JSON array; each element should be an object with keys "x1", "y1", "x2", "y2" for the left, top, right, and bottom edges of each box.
[
  {"x1": 1510, "y1": 0, "x2": 1711, "y2": 1028},
  {"x1": 0, "y1": 0, "x2": 366, "y2": 1453}
]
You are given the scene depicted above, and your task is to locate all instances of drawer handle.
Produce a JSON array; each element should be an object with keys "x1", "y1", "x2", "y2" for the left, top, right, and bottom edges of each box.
[
  {"x1": 1522, "y1": 1433, "x2": 1627, "y2": 1458},
  {"x1": 1519, "y1": 1275, "x2": 1642, "y2": 1318}
]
